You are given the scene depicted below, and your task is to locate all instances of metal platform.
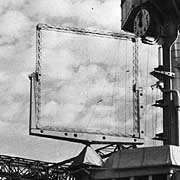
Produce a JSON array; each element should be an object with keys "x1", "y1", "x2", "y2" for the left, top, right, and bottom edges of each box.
[
  {"x1": 30, "y1": 128, "x2": 144, "y2": 145},
  {"x1": 85, "y1": 145, "x2": 180, "y2": 180},
  {"x1": 0, "y1": 154, "x2": 73, "y2": 180},
  {"x1": 0, "y1": 146, "x2": 105, "y2": 180}
]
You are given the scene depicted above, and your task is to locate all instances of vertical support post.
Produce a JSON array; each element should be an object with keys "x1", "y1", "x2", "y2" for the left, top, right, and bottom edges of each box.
[
  {"x1": 167, "y1": 174, "x2": 171, "y2": 180},
  {"x1": 162, "y1": 42, "x2": 173, "y2": 145},
  {"x1": 171, "y1": 34, "x2": 180, "y2": 146},
  {"x1": 149, "y1": 175, "x2": 152, "y2": 180},
  {"x1": 35, "y1": 24, "x2": 42, "y2": 128},
  {"x1": 161, "y1": 22, "x2": 178, "y2": 145},
  {"x1": 133, "y1": 38, "x2": 140, "y2": 137},
  {"x1": 29, "y1": 74, "x2": 32, "y2": 135},
  {"x1": 172, "y1": 35, "x2": 180, "y2": 89}
]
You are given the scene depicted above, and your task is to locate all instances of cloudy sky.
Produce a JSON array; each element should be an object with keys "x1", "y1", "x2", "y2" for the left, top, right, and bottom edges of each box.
[
  {"x1": 0, "y1": 0, "x2": 161, "y2": 162},
  {"x1": 39, "y1": 30, "x2": 135, "y2": 136}
]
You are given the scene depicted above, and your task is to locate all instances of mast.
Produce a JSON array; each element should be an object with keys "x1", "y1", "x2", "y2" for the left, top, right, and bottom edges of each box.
[{"x1": 171, "y1": 35, "x2": 180, "y2": 145}]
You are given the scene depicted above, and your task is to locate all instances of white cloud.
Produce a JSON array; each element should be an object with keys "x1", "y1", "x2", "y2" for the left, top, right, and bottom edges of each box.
[
  {"x1": 1, "y1": 0, "x2": 26, "y2": 9},
  {"x1": 35, "y1": 27, "x2": 136, "y2": 136},
  {"x1": 0, "y1": 0, "x2": 26, "y2": 15},
  {"x1": 35, "y1": 0, "x2": 72, "y2": 18},
  {"x1": 0, "y1": 72, "x2": 9, "y2": 82},
  {"x1": 24, "y1": 0, "x2": 121, "y2": 31},
  {"x1": 42, "y1": 49, "x2": 75, "y2": 79},
  {"x1": 0, "y1": 10, "x2": 32, "y2": 44},
  {"x1": 0, "y1": 102, "x2": 21, "y2": 121},
  {"x1": 10, "y1": 72, "x2": 29, "y2": 95},
  {"x1": 0, "y1": 72, "x2": 30, "y2": 125},
  {"x1": 24, "y1": 0, "x2": 73, "y2": 21},
  {"x1": 0, "y1": 45, "x2": 16, "y2": 60},
  {"x1": 75, "y1": 0, "x2": 121, "y2": 30},
  {"x1": 0, "y1": 120, "x2": 83, "y2": 162}
]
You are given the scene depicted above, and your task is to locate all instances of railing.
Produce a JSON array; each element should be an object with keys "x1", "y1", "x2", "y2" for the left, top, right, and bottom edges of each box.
[{"x1": 0, "y1": 155, "x2": 74, "y2": 180}]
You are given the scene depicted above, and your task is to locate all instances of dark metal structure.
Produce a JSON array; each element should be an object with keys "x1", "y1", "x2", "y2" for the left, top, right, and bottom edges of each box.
[
  {"x1": 87, "y1": 145, "x2": 180, "y2": 180},
  {"x1": 121, "y1": 0, "x2": 180, "y2": 146},
  {"x1": 0, "y1": 146, "x2": 113, "y2": 180},
  {"x1": 0, "y1": 147, "x2": 116, "y2": 180},
  {"x1": 0, "y1": 155, "x2": 73, "y2": 180},
  {"x1": 0, "y1": 150, "x2": 101, "y2": 180}
]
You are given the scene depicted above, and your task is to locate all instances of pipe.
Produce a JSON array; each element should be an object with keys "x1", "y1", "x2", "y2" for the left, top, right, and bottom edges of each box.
[{"x1": 162, "y1": 89, "x2": 180, "y2": 145}]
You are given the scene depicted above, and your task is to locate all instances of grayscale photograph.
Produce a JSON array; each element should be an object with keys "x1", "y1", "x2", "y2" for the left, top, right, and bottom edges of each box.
[{"x1": 0, "y1": 0, "x2": 180, "y2": 179}]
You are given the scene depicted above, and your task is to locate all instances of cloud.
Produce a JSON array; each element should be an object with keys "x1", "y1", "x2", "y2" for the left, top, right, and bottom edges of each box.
[
  {"x1": 74, "y1": 0, "x2": 121, "y2": 30},
  {"x1": 38, "y1": 39, "x2": 160, "y2": 136},
  {"x1": 0, "y1": 72, "x2": 9, "y2": 82},
  {"x1": 24, "y1": 0, "x2": 121, "y2": 31},
  {"x1": 0, "y1": 102, "x2": 22, "y2": 122},
  {"x1": 0, "y1": 120, "x2": 84, "y2": 162},
  {"x1": 0, "y1": 10, "x2": 32, "y2": 45},
  {"x1": 0, "y1": 0, "x2": 27, "y2": 15},
  {"x1": 36, "y1": 30, "x2": 135, "y2": 136},
  {"x1": 0, "y1": 7, "x2": 34, "y2": 135},
  {"x1": 9, "y1": 73, "x2": 29, "y2": 95},
  {"x1": 28, "y1": 0, "x2": 73, "y2": 19},
  {"x1": 0, "y1": 71, "x2": 30, "y2": 125},
  {"x1": 37, "y1": 29, "x2": 161, "y2": 139},
  {"x1": 42, "y1": 49, "x2": 75, "y2": 79},
  {"x1": 41, "y1": 100, "x2": 127, "y2": 136},
  {"x1": 0, "y1": 45, "x2": 16, "y2": 62}
]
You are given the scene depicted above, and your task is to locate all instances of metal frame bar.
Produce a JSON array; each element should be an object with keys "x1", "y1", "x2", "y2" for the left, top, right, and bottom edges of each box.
[
  {"x1": 30, "y1": 128, "x2": 144, "y2": 145},
  {"x1": 36, "y1": 23, "x2": 136, "y2": 40}
]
